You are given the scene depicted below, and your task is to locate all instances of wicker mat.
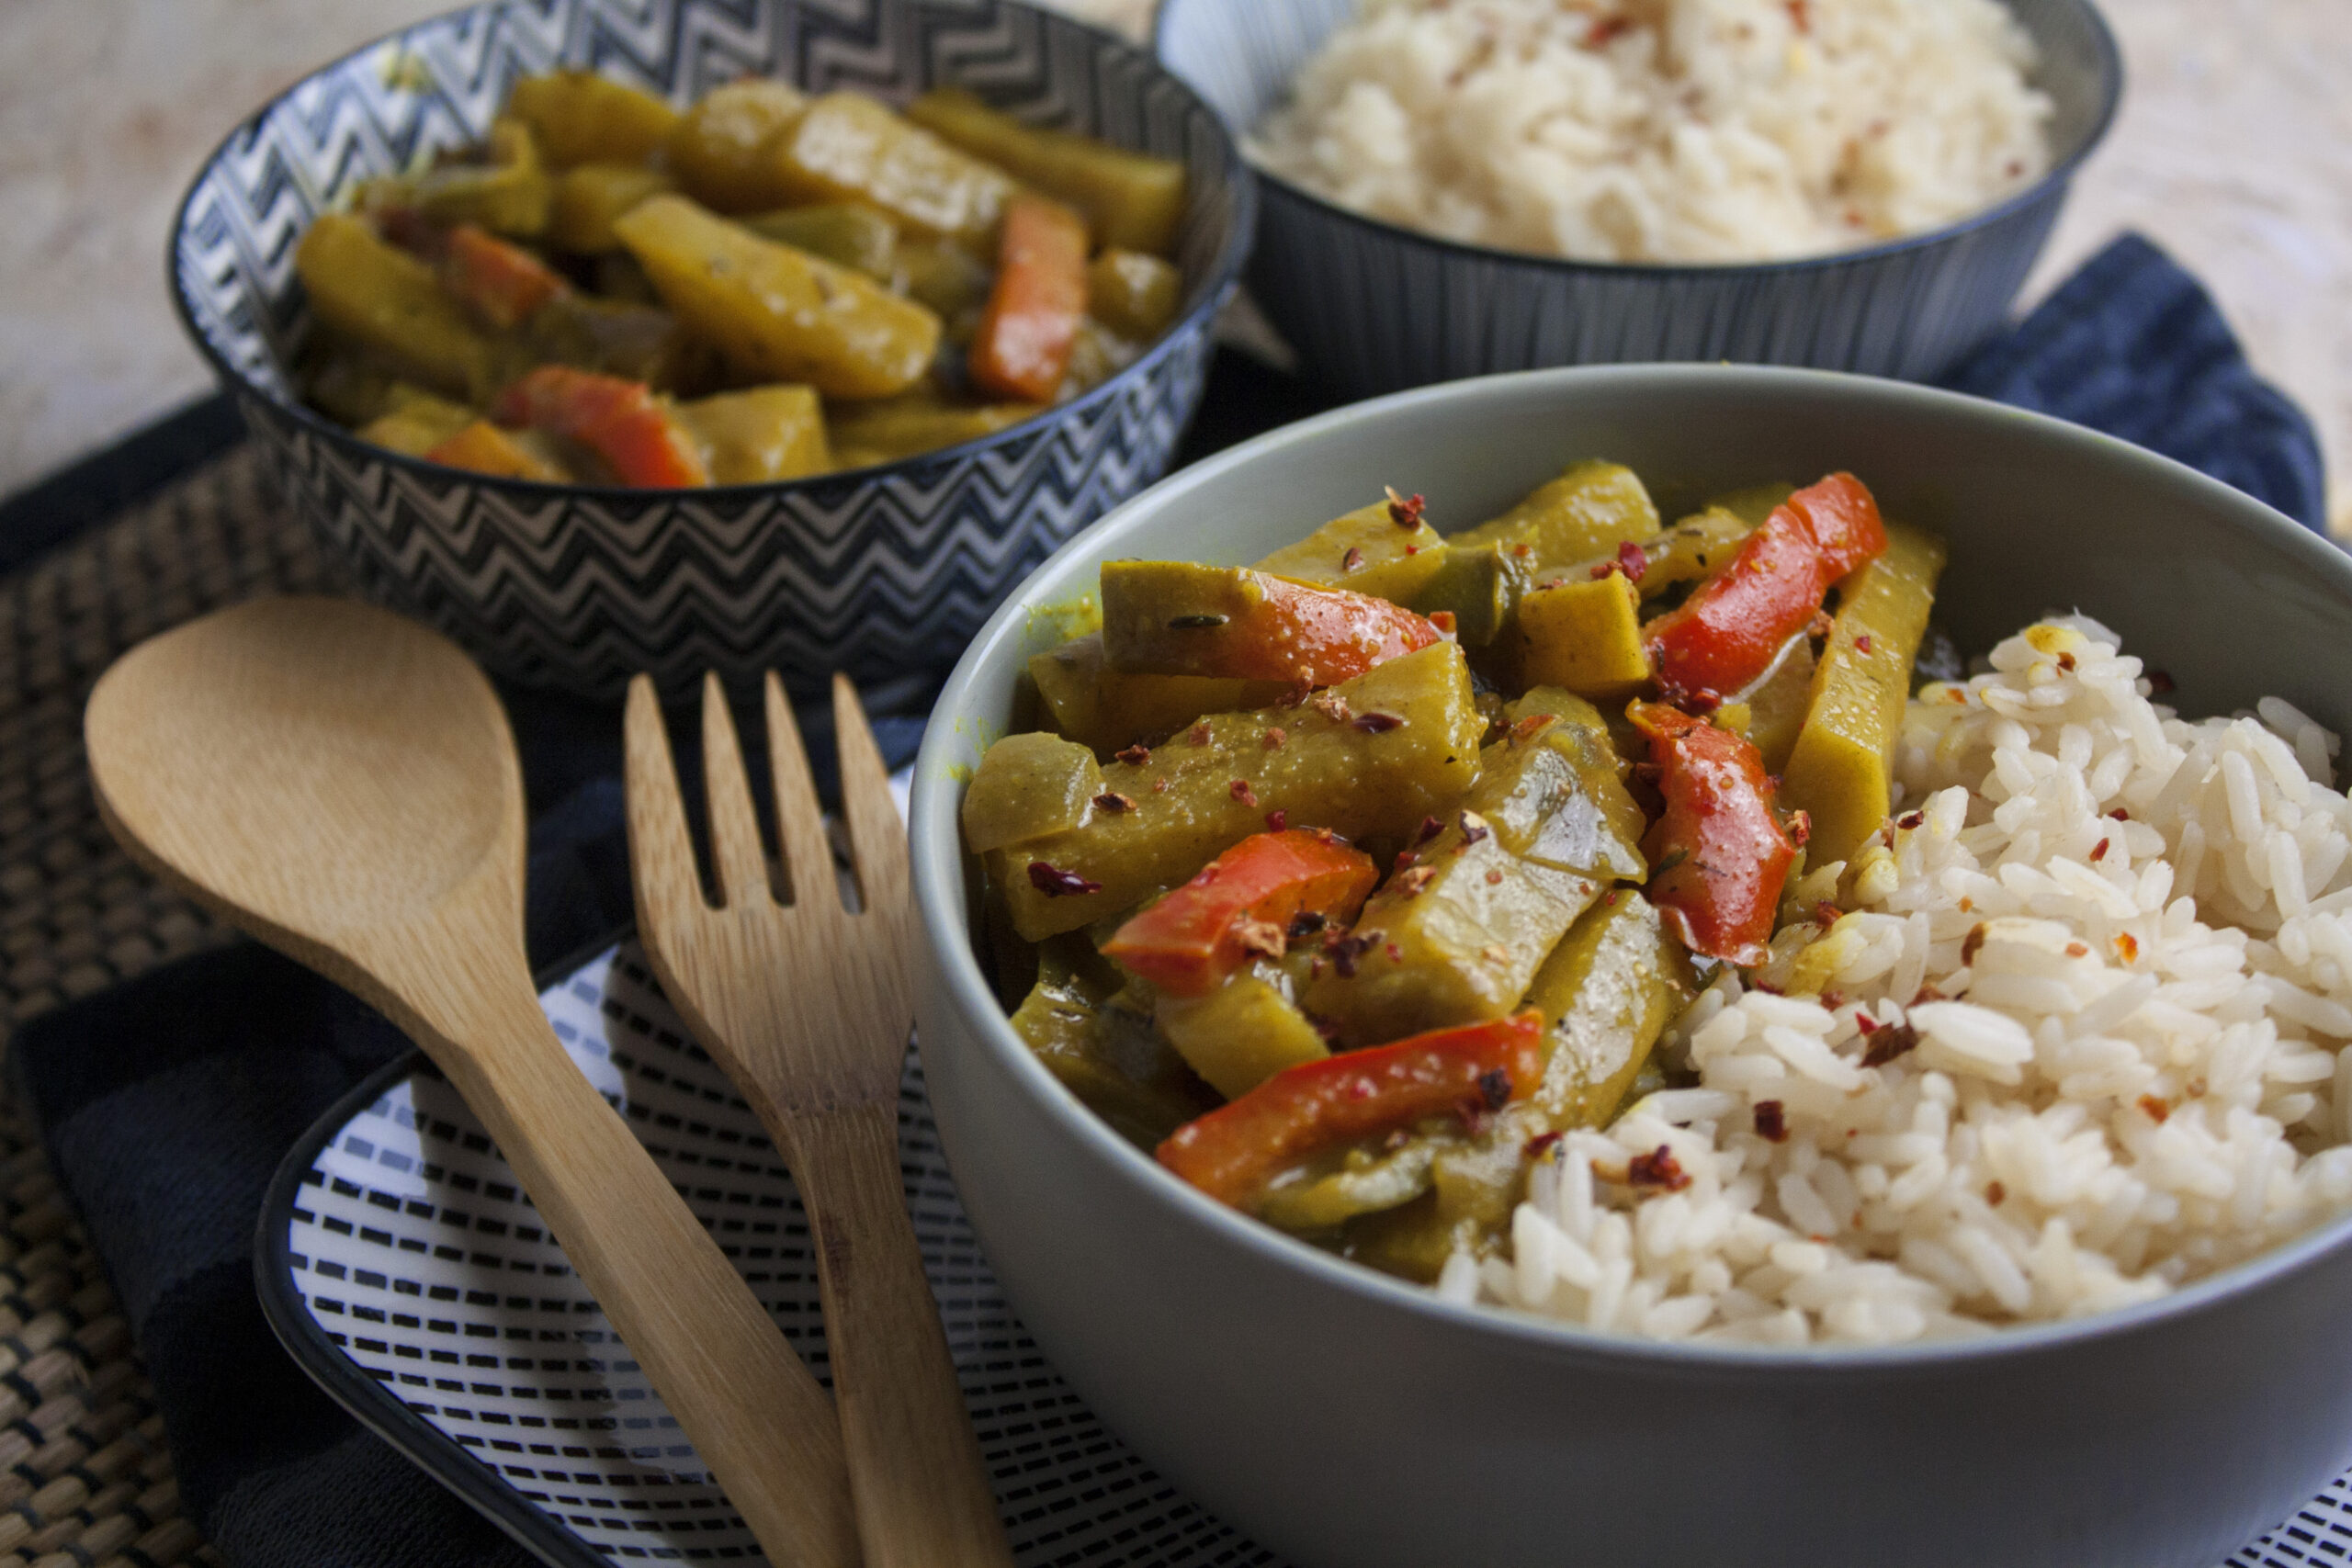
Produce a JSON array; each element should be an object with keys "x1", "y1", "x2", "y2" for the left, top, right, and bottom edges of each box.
[{"x1": 0, "y1": 444, "x2": 334, "y2": 1568}]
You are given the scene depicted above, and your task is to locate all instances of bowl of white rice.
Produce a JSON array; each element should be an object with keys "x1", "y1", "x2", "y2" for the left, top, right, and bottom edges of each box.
[
  {"x1": 1157, "y1": 0, "x2": 2119, "y2": 398},
  {"x1": 912, "y1": 364, "x2": 2352, "y2": 1568}
]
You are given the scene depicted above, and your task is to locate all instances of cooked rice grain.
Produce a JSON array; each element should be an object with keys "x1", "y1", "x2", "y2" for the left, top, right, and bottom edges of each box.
[{"x1": 1456, "y1": 619, "x2": 2352, "y2": 1343}]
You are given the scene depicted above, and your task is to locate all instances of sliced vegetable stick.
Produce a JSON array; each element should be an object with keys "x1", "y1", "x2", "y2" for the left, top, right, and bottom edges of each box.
[
  {"x1": 441, "y1": 224, "x2": 569, "y2": 330},
  {"x1": 970, "y1": 193, "x2": 1090, "y2": 402},
  {"x1": 1627, "y1": 701, "x2": 1796, "y2": 966},
  {"x1": 1100, "y1": 561, "x2": 1442, "y2": 686},
  {"x1": 493, "y1": 365, "x2": 710, "y2": 488}
]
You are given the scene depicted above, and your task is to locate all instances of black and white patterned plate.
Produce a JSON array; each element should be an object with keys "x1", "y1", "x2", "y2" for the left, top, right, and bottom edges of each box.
[{"x1": 260, "y1": 942, "x2": 2352, "y2": 1568}]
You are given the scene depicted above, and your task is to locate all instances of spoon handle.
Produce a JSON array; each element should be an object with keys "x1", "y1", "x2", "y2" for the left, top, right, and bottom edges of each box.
[{"x1": 428, "y1": 981, "x2": 861, "y2": 1568}]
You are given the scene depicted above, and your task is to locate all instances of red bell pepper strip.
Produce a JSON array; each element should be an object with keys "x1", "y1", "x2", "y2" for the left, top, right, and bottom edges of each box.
[
  {"x1": 1643, "y1": 472, "x2": 1888, "y2": 705},
  {"x1": 492, "y1": 366, "x2": 710, "y2": 489},
  {"x1": 1100, "y1": 562, "x2": 1442, "y2": 686},
  {"x1": 1102, "y1": 829, "x2": 1377, "y2": 997},
  {"x1": 1157, "y1": 1011, "x2": 1544, "y2": 1209},
  {"x1": 424, "y1": 420, "x2": 565, "y2": 481},
  {"x1": 1628, "y1": 701, "x2": 1795, "y2": 967},
  {"x1": 440, "y1": 224, "x2": 567, "y2": 330},
  {"x1": 969, "y1": 193, "x2": 1090, "y2": 402}
]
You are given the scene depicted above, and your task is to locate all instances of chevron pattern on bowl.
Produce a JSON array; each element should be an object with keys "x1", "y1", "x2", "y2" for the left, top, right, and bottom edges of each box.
[{"x1": 171, "y1": 0, "x2": 1252, "y2": 700}]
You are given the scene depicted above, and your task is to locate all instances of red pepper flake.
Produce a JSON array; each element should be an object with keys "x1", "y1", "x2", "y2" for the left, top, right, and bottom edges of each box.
[
  {"x1": 1404, "y1": 544, "x2": 1420, "y2": 556},
  {"x1": 1511, "y1": 542, "x2": 1532, "y2": 558},
  {"x1": 1430, "y1": 609, "x2": 1456, "y2": 635},
  {"x1": 1026, "y1": 861, "x2": 1102, "y2": 898},
  {"x1": 2147, "y1": 670, "x2": 2176, "y2": 695},
  {"x1": 1486, "y1": 868, "x2": 1505, "y2": 886},
  {"x1": 2137, "y1": 1094, "x2": 2170, "y2": 1124},
  {"x1": 1264, "y1": 808, "x2": 1288, "y2": 831},
  {"x1": 1417, "y1": 814, "x2": 1445, "y2": 845},
  {"x1": 2064, "y1": 941, "x2": 2089, "y2": 958},
  {"x1": 1589, "y1": 561, "x2": 1617, "y2": 581},
  {"x1": 1394, "y1": 850, "x2": 1418, "y2": 873},
  {"x1": 1615, "y1": 539, "x2": 1648, "y2": 582},
  {"x1": 1587, "y1": 15, "x2": 1630, "y2": 45},
  {"x1": 1959, "y1": 896, "x2": 1973, "y2": 912},
  {"x1": 1233, "y1": 916, "x2": 1287, "y2": 961},
  {"x1": 1524, "y1": 1130, "x2": 1565, "y2": 1159},
  {"x1": 1961, "y1": 922, "x2": 1988, "y2": 965},
  {"x1": 1394, "y1": 864, "x2": 1437, "y2": 897},
  {"x1": 1786, "y1": 810, "x2": 1811, "y2": 849},
  {"x1": 1896, "y1": 810, "x2": 1924, "y2": 830},
  {"x1": 2109, "y1": 807, "x2": 2131, "y2": 821},
  {"x1": 1288, "y1": 909, "x2": 1329, "y2": 941},
  {"x1": 1753, "y1": 1100, "x2": 1789, "y2": 1143},
  {"x1": 1604, "y1": 889, "x2": 1619, "y2": 905},
  {"x1": 1263, "y1": 726, "x2": 1287, "y2": 750},
  {"x1": 1352, "y1": 710, "x2": 1404, "y2": 734},
  {"x1": 1188, "y1": 722, "x2": 1212, "y2": 745},
  {"x1": 1385, "y1": 487, "x2": 1426, "y2": 528},
  {"x1": 1327, "y1": 931, "x2": 1374, "y2": 978},
  {"x1": 1229, "y1": 778, "x2": 1258, "y2": 807},
  {"x1": 1682, "y1": 688, "x2": 1722, "y2": 715},
  {"x1": 1476, "y1": 1068, "x2": 1512, "y2": 1112},
  {"x1": 1985, "y1": 1180, "x2": 2007, "y2": 1206},
  {"x1": 1385, "y1": 941, "x2": 1404, "y2": 964},
  {"x1": 1854, "y1": 634, "x2": 1872, "y2": 654},
  {"x1": 1815, "y1": 900, "x2": 1841, "y2": 928},
  {"x1": 2116, "y1": 931, "x2": 2139, "y2": 963},
  {"x1": 2089, "y1": 837, "x2": 2109, "y2": 863},
  {"x1": 1820, "y1": 989, "x2": 1845, "y2": 1011},
  {"x1": 1115, "y1": 743, "x2": 1151, "y2": 765},
  {"x1": 1785, "y1": 0, "x2": 1809, "y2": 31},
  {"x1": 1860, "y1": 1021, "x2": 1919, "y2": 1068},
  {"x1": 1310, "y1": 689, "x2": 1352, "y2": 725},
  {"x1": 2057, "y1": 651, "x2": 2077, "y2": 672},
  {"x1": 1092, "y1": 791, "x2": 1136, "y2": 813},
  {"x1": 1626, "y1": 1145, "x2": 1690, "y2": 1191},
  {"x1": 1340, "y1": 547, "x2": 1364, "y2": 573},
  {"x1": 1458, "y1": 810, "x2": 1492, "y2": 846},
  {"x1": 1853, "y1": 1011, "x2": 1882, "y2": 1035},
  {"x1": 1153, "y1": 777, "x2": 1171, "y2": 794},
  {"x1": 1510, "y1": 713, "x2": 1556, "y2": 746},
  {"x1": 1911, "y1": 984, "x2": 1947, "y2": 1007}
]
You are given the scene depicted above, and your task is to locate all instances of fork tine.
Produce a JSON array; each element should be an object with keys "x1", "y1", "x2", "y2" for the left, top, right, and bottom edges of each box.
[
  {"x1": 697, "y1": 673, "x2": 773, "y2": 909},
  {"x1": 831, "y1": 673, "x2": 908, "y2": 930},
  {"x1": 623, "y1": 675, "x2": 708, "y2": 918},
  {"x1": 763, "y1": 673, "x2": 839, "y2": 910}
]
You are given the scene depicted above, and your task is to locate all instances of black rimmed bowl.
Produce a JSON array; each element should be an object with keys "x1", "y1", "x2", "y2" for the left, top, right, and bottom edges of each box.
[
  {"x1": 1155, "y1": 0, "x2": 2117, "y2": 399},
  {"x1": 910, "y1": 364, "x2": 2352, "y2": 1568},
  {"x1": 170, "y1": 0, "x2": 1254, "y2": 702}
]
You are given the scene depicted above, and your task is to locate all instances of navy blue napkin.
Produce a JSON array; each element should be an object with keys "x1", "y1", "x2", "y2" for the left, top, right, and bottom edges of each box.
[{"x1": 8, "y1": 231, "x2": 2329, "y2": 1568}]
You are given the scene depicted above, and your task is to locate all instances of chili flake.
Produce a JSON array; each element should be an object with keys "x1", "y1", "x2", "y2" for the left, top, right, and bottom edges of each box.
[
  {"x1": 2057, "y1": 651, "x2": 2077, "y2": 672},
  {"x1": 1753, "y1": 1100, "x2": 1789, "y2": 1143},
  {"x1": 2089, "y1": 837, "x2": 2109, "y2": 863},
  {"x1": 1340, "y1": 547, "x2": 1364, "y2": 573},
  {"x1": 1188, "y1": 722, "x2": 1212, "y2": 745},
  {"x1": 1458, "y1": 809, "x2": 1492, "y2": 846},
  {"x1": 1417, "y1": 814, "x2": 1445, "y2": 845},
  {"x1": 2064, "y1": 941, "x2": 2089, "y2": 958},
  {"x1": 1486, "y1": 868, "x2": 1504, "y2": 886},
  {"x1": 1895, "y1": 810, "x2": 1924, "y2": 830},
  {"x1": 1265, "y1": 808, "x2": 1288, "y2": 831},
  {"x1": 1263, "y1": 726, "x2": 1287, "y2": 750},
  {"x1": 2116, "y1": 931, "x2": 2139, "y2": 963},
  {"x1": 1092, "y1": 791, "x2": 1136, "y2": 813},
  {"x1": 1287, "y1": 909, "x2": 1329, "y2": 941},
  {"x1": 1385, "y1": 941, "x2": 1403, "y2": 964},
  {"x1": 2138, "y1": 1094, "x2": 2171, "y2": 1124},
  {"x1": 1115, "y1": 743, "x2": 1151, "y2": 765},
  {"x1": 1329, "y1": 930, "x2": 1377, "y2": 978},
  {"x1": 1310, "y1": 689, "x2": 1352, "y2": 725},
  {"x1": 1815, "y1": 900, "x2": 1842, "y2": 928},
  {"x1": 1233, "y1": 916, "x2": 1286, "y2": 961},
  {"x1": 1626, "y1": 1145, "x2": 1691, "y2": 1191},
  {"x1": 1616, "y1": 539, "x2": 1648, "y2": 582},
  {"x1": 1395, "y1": 865, "x2": 1437, "y2": 897},
  {"x1": 1854, "y1": 635, "x2": 1872, "y2": 654},
  {"x1": 2109, "y1": 807, "x2": 2131, "y2": 821},
  {"x1": 1511, "y1": 543, "x2": 1532, "y2": 558},
  {"x1": 1229, "y1": 779, "x2": 1259, "y2": 807},
  {"x1": 1352, "y1": 710, "x2": 1404, "y2": 734},
  {"x1": 1524, "y1": 1130, "x2": 1565, "y2": 1159},
  {"x1": 1153, "y1": 777, "x2": 1171, "y2": 794},
  {"x1": 1509, "y1": 713, "x2": 1555, "y2": 746},
  {"x1": 1860, "y1": 1021, "x2": 1918, "y2": 1068},
  {"x1": 1985, "y1": 1180, "x2": 2007, "y2": 1206},
  {"x1": 1027, "y1": 861, "x2": 1102, "y2": 898},
  {"x1": 1961, "y1": 922, "x2": 1988, "y2": 965},
  {"x1": 1385, "y1": 486, "x2": 1425, "y2": 528}
]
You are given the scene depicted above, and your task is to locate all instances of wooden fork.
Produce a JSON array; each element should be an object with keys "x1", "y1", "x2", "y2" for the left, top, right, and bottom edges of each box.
[{"x1": 624, "y1": 671, "x2": 1013, "y2": 1568}]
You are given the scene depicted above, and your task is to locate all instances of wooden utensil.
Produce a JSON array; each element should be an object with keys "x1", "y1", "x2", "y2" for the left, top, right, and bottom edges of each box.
[
  {"x1": 83, "y1": 596, "x2": 860, "y2": 1568},
  {"x1": 623, "y1": 671, "x2": 1013, "y2": 1568}
]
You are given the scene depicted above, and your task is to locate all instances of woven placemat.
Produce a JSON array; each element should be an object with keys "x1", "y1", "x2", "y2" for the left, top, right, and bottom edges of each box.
[{"x1": 0, "y1": 443, "x2": 334, "y2": 1568}]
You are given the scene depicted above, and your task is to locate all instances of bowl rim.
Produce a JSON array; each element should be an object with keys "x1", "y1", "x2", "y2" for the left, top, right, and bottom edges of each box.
[
  {"x1": 1150, "y1": 0, "x2": 2120, "y2": 281},
  {"x1": 165, "y1": 0, "x2": 1258, "y2": 503},
  {"x1": 912, "y1": 359, "x2": 2352, "y2": 1373}
]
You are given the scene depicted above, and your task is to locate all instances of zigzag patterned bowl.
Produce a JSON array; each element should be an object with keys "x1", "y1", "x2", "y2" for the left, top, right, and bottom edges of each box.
[{"x1": 170, "y1": 0, "x2": 1253, "y2": 701}]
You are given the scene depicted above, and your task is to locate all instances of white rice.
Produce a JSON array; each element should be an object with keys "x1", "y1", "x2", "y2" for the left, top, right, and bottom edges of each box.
[
  {"x1": 1250, "y1": 0, "x2": 2053, "y2": 263},
  {"x1": 1453, "y1": 618, "x2": 2352, "y2": 1343}
]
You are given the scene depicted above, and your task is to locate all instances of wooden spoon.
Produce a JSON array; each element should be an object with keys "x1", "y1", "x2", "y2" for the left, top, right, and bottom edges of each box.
[{"x1": 84, "y1": 595, "x2": 860, "y2": 1568}]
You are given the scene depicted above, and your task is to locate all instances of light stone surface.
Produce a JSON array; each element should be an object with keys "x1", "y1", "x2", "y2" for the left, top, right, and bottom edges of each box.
[{"x1": 1, "y1": 0, "x2": 2344, "y2": 534}]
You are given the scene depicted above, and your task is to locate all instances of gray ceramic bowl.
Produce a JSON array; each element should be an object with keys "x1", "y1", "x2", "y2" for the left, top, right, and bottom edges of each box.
[
  {"x1": 169, "y1": 0, "x2": 1252, "y2": 702},
  {"x1": 911, "y1": 365, "x2": 2352, "y2": 1568},
  {"x1": 1155, "y1": 0, "x2": 2119, "y2": 400}
]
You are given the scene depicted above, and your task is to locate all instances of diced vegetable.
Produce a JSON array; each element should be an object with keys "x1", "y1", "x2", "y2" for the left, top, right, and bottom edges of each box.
[
  {"x1": 1413, "y1": 460, "x2": 1659, "y2": 645},
  {"x1": 826, "y1": 395, "x2": 1041, "y2": 468},
  {"x1": 1157, "y1": 1011, "x2": 1544, "y2": 1210},
  {"x1": 440, "y1": 224, "x2": 567, "y2": 330},
  {"x1": 1010, "y1": 953, "x2": 1216, "y2": 1146},
  {"x1": 1025, "y1": 633, "x2": 1283, "y2": 759},
  {"x1": 506, "y1": 72, "x2": 681, "y2": 168},
  {"x1": 989, "y1": 641, "x2": 1485, "y2": 940},
  {"x1": 1781, "y1": 519, "x2": 1949, "y2": 864},
  {"x1": 1157, "y1": 970, "x2": 1331, "y2": 1100},
  {"x1": 1516, "y1": 573, "x2": 1648, "y2": 700},
  {"x1": 665, "y1": 79, "x2": 808, "y2": 212},
  {"x1": 1086, "y1": 250, "x2": 1183, "y2": 340},
  {"x1": 1251, "y1": 498, "x2": 1449, "y2": 605},
  {"x1": 548, "y1": 164, "x2": 676, "y2": 253},
  {"x1": 770, "y1": 92, "x2": 1017, "y2": 248},
  {"x1": 296, "y1": 213, "x2": 497, "y2": 398},
  {"x1": 970, "y1": 195, "x2": 1090, "y2": 402},
  {"x1": 1628, "y1": 702, "x2": 1796, "y2": 966},
  {"x1": 741, "y1": 203, "x2": 899, "y2": 279},
  {"x1": 425, "y1": 420, "x2": 568, "y2": 481},
  {"x1": 356, "y1": 389, "x2": 476, "y2": 457},
  {"x1": 1495, "y1": 690, "x2": 1649, "y2": 880},
  {"x1": 1102, "y1": 829, "x2": 1377, "y2": 997},
  {"x1": 1643, "y1": 471, "x2": 1889, "y2": 705},
  {"x1": 406, "y1": 118, "x2": 553, "y2": 238},
  {"x1": 492, "y1": 366, "x2": 709, "y2": 488},
  {"x1": 673, "y1": 386, "x2": 831, "y2": 484},
  {"x1": 613, "y1": 194, "x2": 940, "y2": 399},
  {"x1": 1100, "y1": 562, "x2": 1442, "y2": 686},
  {"x1": 961, "y1": 731, "x2": 1104, "y2": 853},
  {"x1": 1304, "y1": 699, "x2": 1642, "y2": 1043},
  {"x1": 1521, "y1": 891, "x2": 1696, "y2": 1127},
  {"x1": 906, "y1": 87, "x2": 1187, "y2": 254}
]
